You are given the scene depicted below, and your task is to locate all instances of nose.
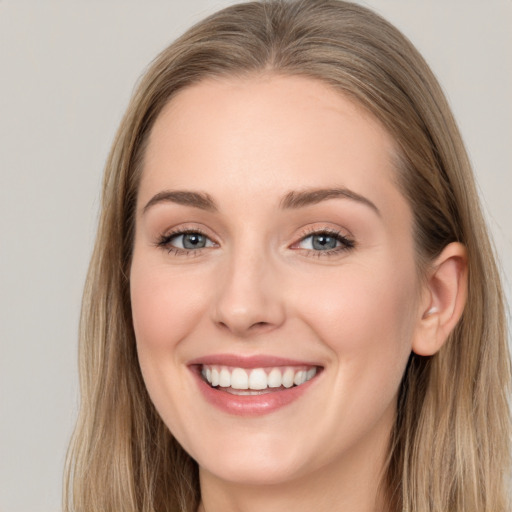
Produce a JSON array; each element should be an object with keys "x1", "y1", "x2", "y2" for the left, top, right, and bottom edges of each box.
[{"x1": 211, "y1": 248, "x2": 286, "y2": 338}]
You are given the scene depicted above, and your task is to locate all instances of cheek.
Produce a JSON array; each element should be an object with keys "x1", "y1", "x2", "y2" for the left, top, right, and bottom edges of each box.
[
  {"x1": 294, "y1": 260, "x2": 418, "y2": 444},
  {"x1": 295, "y1": 258, "x2": 418, "y2": 376},
  {"x1": 129, "y1": 257, "x2": 212, "y2": 438},
  {"x1": 130, "y1": 261, "x2": 209, "y2": 356}
]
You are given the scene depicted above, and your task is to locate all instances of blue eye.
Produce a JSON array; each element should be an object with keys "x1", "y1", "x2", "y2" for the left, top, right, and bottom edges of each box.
[
  {"x1": 173, "y1": 232, "x2": 210, "y2": 249},
  {"x1": 301, "y1": 234, "x2": 338, "y2": 250},
  {"x1": 158, "y1": 230, "x2": 215, "y2": 253},
  {"x1": 157, "y1": 228, "x2": 353, "y2": 256},
  {"x1": 297, "y1": 231, "x2": 354, "y2": 253}
]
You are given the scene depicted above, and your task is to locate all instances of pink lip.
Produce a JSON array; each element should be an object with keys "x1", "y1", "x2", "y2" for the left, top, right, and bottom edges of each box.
[
  {"x1": 188, "y1": 354, "x2": 322, "y2": 416},
  {"x1": 188, "y1": 353, "x2": 321, "y2": 369}
]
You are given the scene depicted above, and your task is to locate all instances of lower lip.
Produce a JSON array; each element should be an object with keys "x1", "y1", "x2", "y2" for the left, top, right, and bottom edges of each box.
[{"x1": 191, "y1": 368, "x2": 319, "y2": 416}]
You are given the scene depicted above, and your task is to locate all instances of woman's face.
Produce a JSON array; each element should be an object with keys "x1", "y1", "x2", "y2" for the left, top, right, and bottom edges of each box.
[{"x1": 130, "y1": 75, "x2": 424, "y2": 486}]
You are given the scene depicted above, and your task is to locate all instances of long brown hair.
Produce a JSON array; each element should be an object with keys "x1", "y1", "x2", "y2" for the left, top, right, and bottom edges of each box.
[{"x1": 64, "y1": 1, "x2": 511, "y2": 510}]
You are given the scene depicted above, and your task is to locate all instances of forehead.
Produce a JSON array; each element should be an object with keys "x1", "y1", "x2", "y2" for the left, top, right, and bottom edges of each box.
[{"x1": 140, "y1": 74, "x2": 407, "y2": 223}]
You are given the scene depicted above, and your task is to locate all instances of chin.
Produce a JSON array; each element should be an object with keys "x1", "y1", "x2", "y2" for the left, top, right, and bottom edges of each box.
[
  {"x1": 186, "y1": 428, "x2": 327, "y2": 488},
  {"x1": 198, "y1": 453, "x2": 307, "y2": 486}
]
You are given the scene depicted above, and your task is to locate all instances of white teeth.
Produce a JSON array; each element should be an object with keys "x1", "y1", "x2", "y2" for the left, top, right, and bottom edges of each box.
[
  {"x1": 282, "y1": 368, "x2": 295, "y2": 388},
  {"x1": 248, "y1": 368, "x2": 268, "y2": 390},
  {"x1": 267, "y1": 368, "x2": 282, "y2": 388},
  {"x1": 219, "y1": 368, "x2": 231, "y2": 387},
  {"x1": 202, "y1": 364, "x2": 319, "y2": 391},
  {"x1": 294, "y1": 370, "x2": 306, "y2": 386},
  {"x1": 231, "y1": 368, "x2": 249, "y2": 390}
]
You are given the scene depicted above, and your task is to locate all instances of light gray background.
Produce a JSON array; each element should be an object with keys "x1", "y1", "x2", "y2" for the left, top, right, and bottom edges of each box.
[{"x1": 1, "y1": 1, "x2": 510, "y2": 511}]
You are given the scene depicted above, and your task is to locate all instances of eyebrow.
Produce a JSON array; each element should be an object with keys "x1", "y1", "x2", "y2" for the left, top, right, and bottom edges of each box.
[
  {"x1": 280, "y1": 187, "x2": 381, "y2": 216},
  {"x1": 142, "y1": 190, "x2": 218, "y2": 214},
  {"x1": 142, "y1": 186, "x2": 380, "y2": 216}
]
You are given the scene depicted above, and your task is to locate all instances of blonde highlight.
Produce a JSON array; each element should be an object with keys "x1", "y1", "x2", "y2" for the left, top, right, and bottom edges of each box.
[{"x1": 64, "y1": 1, "x2": 511, "y2": 511}]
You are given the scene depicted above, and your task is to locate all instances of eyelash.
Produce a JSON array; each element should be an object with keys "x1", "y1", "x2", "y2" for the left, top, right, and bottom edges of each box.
[
  {"x1": 156, "y1": 227, "x2": 355, "y2": 258},
  {"x1": 294, "y1": 228, "x2": 355, "y2": 257},
  {"x1": 156, "y1": 228, "x2": 213, "y2": 257}
]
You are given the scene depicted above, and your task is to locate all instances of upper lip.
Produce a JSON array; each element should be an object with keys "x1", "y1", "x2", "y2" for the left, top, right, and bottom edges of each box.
[{"x1": 188, "y1": 353, "x2": 322, "y2": 369}]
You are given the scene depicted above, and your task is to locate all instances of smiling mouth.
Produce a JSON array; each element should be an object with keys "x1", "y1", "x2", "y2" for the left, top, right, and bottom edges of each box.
[{"x1": 200, "y1": 365, "x2": 320, "y2": 395}]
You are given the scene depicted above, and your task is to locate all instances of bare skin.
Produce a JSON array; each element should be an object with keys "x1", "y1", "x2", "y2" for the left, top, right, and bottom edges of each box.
[{"x1": 130, "y1": 74, "x2": 467, "y2": 512}]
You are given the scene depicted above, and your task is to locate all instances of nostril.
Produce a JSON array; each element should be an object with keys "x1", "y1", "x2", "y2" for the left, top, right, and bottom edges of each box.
[
  {"x1": 216, "y1": 319, "x2": 274, "y2": 337},
  {"x1": 250, "y1": 321, "x2": 272, "y2": 330}
]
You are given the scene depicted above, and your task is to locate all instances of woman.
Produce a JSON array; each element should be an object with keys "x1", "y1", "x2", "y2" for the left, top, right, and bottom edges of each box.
[{"x1": 64, "y1": 1, "x2": 511, "y2": 511}]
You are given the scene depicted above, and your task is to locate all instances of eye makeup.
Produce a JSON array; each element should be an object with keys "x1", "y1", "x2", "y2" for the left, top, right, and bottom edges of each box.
[
  {"x1": 292, "y1": 227, "x2": 355, "y2": 258},
  {"x1": 155, "y1": 224, "x2": 356, "y2": 259},
  {"x1": 156, "y1": 227, "x2": 217, "y2": 256}
]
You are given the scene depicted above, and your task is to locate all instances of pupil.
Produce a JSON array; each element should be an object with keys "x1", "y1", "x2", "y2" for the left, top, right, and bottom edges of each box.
[
  {"x1": 312, "y1": 235, "x2": 337, "y2": 250},
  {"x1": 183, "y1": 233, "x2": 206, "y2": 249}
]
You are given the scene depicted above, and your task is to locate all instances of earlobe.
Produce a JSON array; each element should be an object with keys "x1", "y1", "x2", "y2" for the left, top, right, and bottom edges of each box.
[{"x1": 412, "y1": 242, "x2": 468, "y2": 356}]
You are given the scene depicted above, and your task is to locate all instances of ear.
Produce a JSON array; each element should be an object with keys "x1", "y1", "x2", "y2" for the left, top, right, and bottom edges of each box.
[{"x1": 412, "y1": 242, "x2": 468, "y2": 356}]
